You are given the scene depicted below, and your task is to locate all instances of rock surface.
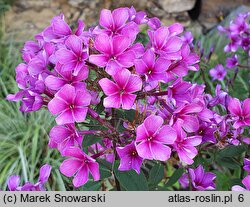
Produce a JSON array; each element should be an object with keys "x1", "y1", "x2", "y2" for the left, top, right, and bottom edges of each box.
[
  {"x1": 2, "y1": 0, "x2": 250, "y2": 42},
  {"x1": 158, "y1": 0, "x2": 196, "y2": 13}
]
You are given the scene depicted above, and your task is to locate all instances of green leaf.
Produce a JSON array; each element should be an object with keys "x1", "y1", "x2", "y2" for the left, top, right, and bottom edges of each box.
[
  {"x1": 214, "y1": 171, "x2": 231, "y2": 190},
  {"x1": 116, "y1": 109, "x2": 136, "y2": 122},
  {"x1": 82, "y1": 181, "x2": 102, "y2": 191},
  {"x1": 148, "y1": 162, "x2": 164, "y2": 188},
  {"x1": 218, "y1": 145, "x2": 247, "y2": 157},
  {"x1": 215, "y1": 157, "x2": 241, "y2": 169},
  {"x1": 99, "y1": 165, "x2": 112, "y2": 179},
  {"x1": 114, "y1": 161, "x2": 148, "y2": 191},
  {"x1": 165, "y1": 168, "x2": 184, "y2": 188},
  {"x1": 82, "y1": 134, "x2": 101, "y2": 147}
]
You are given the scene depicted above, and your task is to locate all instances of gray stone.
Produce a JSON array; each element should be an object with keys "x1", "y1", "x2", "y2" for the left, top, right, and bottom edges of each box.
[{"x1": 157, "y1": 0, "x2": 196, "y2": 13}]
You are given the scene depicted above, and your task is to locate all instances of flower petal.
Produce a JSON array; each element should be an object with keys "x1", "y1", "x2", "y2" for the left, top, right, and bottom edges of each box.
[
  {"x1": 121, "y1": 93, "x2": 136, "y2": 109},
  {"x1": 94, "y1": 34, "x2": 112, "y2": 54},
  {"x1": 60, "y1": 159, "x2": 82, "y2": 177},
  {"x1": 99, "y1": 78, "x2": 119, "y2": 95},
  {"x1": 113, "y1": 69, "x2": 130, "y2": 88},
  {"x1": 112, "y1": 35, "x2": 131, "y2": 55},
  {"x1": 125, "y1": 75, "x2": 142, "y2": 93},
  {"x1": 89, "y1": 54, "x2": 109, "y2": 67},
  {"x1": 144, "y1": 115, "x2": 163, "y2": 136},
  {"x1": 73, "y1": 165, "x2": 89, "y2": 187},
  {"x1": 150, "y1": 141, "x2": 171, "y2": 161},
  {"x1": 48, "y1": 98, "x2": 68, "y2": 115},
  {"x1": 112, "y1": 8, "x2": 129, "y2": 29},
  {"x1": 228, "y1": 98, "x2": 242, "y2": 116},
  {"x1": 154, "y1": 125, "x2": 177, "y2": 144},
  {"x1": 103, "y1": 94, "x2": 121, "y2": 108},
  {"x1": 72, "y1": 107, "x2": 88, "y2": 122},
  {"x1": 88, "y1": 162, "x2": 100, "y2": 181},
  {"x1": 56, "y1": 49, "x2": 76, "y2": 64},
  {"x1": 65, "y1": 35, "x2": 82, "y2": 55},
  {"x1": 56, "y1": 109, "x2": 74, "y2": 125},
  {"x1": 45, "y1": 75, "x2": 66, "y2": 91},
  {"x1": 136, "y1": 140, "x2": 152, "y2": 160},
  {"x1": 100, "y1": 9, "x2": 113, "y2": 29}
]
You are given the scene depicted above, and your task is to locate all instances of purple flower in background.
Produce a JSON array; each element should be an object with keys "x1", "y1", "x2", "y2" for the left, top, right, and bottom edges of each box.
[
  {"x1": 226, "y1": 54, "x2": 238, "y2": 69},
  {"x1": 147, "y1": 17, "x2": 161, "y2": 30},
  {"x1": 232, "y1": 175, "x2": 250, "y2": 191},
  {"x1": 208, "y1": 84, "x2": 229, "y2": 109},
  {"x1": 180, "y1": 165, "x2": 216, "y2": 191},
  {"x1": 89, "y1": 34, "x2": 136, "y2": 75},
  {"x1": 172, "y1": 120, "x2": 202, "y2": 164},
  {"x1": 8, "y1": 164, "x2": 52, "y2": 191},
  {"x1": 99, "y1": 69, "x2": 142, "y2": 109},
  {"x1": 7, "y1": 175, "x2": 21, "y2": 191},
  {"x1": 60, "y1": 147, "x2": 100, "y2": 187},
  {"x1": 48, "y1": 84, "x2": 91, "y2": 125},
  {"x1": 56, "y1": 35, "x2": 88, "y2": 75},
  {"x1": 135, "y1": 49, "x2": 170, "y2": 82},
  {"x1": 117, "y1": 141, "x2": 143, "y2": 174},
  {"x1": 196, "y1": 123, "x2": 216, "y2": 144},
  {"x1": 127, "y1": 6, "x2": 147, "y2": 25},
  {"x1": 135, "y1": 115, "x2": 177, "y2": 161},
  {"x1": 181, "y1": 31, "x2": 194, "y2": 48},
  {"x1": 209, "y1": 64, "x2": 227, "y2": 81},
  {"x1": 243, "y1": 158, "x2": 250, "y2": 173},
  {"x1": 7, "y1": 90, "x2": 43, "y2": 112},
  {"x1": 49, "y1": 124, "x2": 83, "y2": 154},
  {"x1": 229, "y1": 15, "x2": 248, "y2": 35},
  {"x1": 228, "y1": 98, "x2": 250, "y2": 128}
]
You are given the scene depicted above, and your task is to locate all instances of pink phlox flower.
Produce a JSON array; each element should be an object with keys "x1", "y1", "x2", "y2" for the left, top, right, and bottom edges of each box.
[
  {"x1": 99, "y1": 69, "x2": 142, "y2": 109},
  {"x1": 8, "y1": 164, "x2": 52, "y2": 191},
  {"x1": 148, "y1": 25, "x2": 183, "y2": 60},
  {"x1": 60, "y1": 147, "x2": 100, "y2": 187},
  {"x1": 135, "y1": 115, "x2": 177, "y2": 161},
  {"x1": 180, "y1": 165, "x2": 216, "y2": 191},
  {"x1": 48, "y1": 84, "x2": 91, "y2": 125},
  {"x1": 209, "y1": 64, "x2": 227, "y2": 81},
  {"x1": 172, "y1": 120, "x2": 202, "y2": 164},
  {"x1": 167, "y1": 78, "x2": 192, "y2": 107},
  {"x1": 127, "y1": 6, "x2": 148, "y2": 25},
  {"x1": 56, "y1": 35, "x2": 88, "y2": 76},
  {"x1": 89, "y1": 34, "x2": 136, "y2": 75},
  {"x1": 228, "y1": 98, "x2": 250, "y2": 128},
  {"x1": 173, "y1": 102, "x2": 204, "y2": 132},
  {"x1": 98, "y1": 8, "x2": 139, "y2": 41},
  {"x1": 49, "y1": 124, "x2": 83, "y2": 154},
  {"x1": 45, "y1": 62, "x2": 88, "y2": 91},
  {"x1": 135, "y1": 49, "x2": 171, "y2": 83},
  {"x1": 117, "y1": 141, "x2": 143, "y2": 174}
]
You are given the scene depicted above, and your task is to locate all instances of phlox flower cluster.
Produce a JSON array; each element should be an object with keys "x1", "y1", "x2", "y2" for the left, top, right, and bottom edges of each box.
[
  {"x1": 6, "y1": 7, "x2": 250, "y2": 190},
  {"x1": 209, "y1": 12, "x2": 250, "y2": 81}
]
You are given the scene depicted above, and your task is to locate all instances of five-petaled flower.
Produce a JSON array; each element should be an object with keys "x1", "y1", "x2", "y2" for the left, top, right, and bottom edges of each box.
[
  {"x1": 99, "y1": 69, "x2": 142, "y2": 109},
  {"x1": 228, "y1": 98, "x2": 250, "y2": 128},
  {"x1": 135, "y1": 115, "x2": 177, "y2": 161},
  {"x1": 48, "y1": 84, "x2": 91, "y2": 125},
  {"x1": 117, "y1": 141, "x2": 143, "y2": 174},
  {"x1": 60, "y1": 147, "x2": 100, "y2": 187}
]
